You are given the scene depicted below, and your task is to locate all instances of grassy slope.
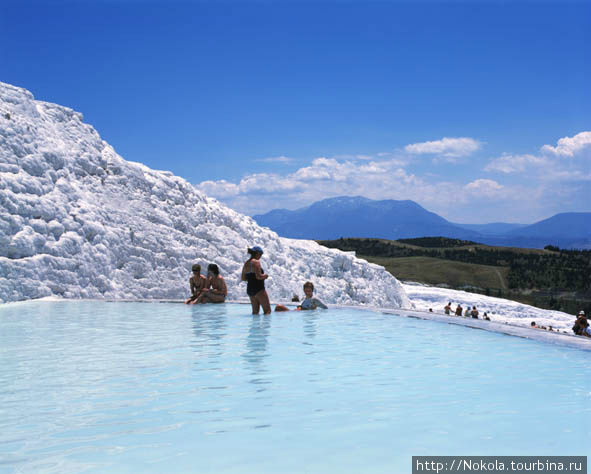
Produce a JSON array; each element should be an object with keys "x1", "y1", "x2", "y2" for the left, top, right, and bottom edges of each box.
[
  {"x1": 318, "y1": 237, "x2": 591, "y2": 314},
  {"x1": 363, "y1": 255, "x2": 509, "y2": 289}
]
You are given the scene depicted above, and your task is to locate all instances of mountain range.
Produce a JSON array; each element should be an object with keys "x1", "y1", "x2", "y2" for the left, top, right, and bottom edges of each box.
[{"x1": 252, "y1": 196, "x2": 591, "y2": 249}]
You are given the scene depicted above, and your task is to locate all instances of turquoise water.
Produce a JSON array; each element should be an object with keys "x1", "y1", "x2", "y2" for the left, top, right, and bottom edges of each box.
[{"x1": 0, "y1": 301, "x2": 589, "y2": 473}]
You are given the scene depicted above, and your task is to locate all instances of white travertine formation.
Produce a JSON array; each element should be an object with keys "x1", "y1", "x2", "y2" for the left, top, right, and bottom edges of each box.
[
  {"x1": 402, "y1": 282, "x2": 574, "y2": 331},
  {"x1": 0, "y1": 82, "x2": 411, "y2": 308}
]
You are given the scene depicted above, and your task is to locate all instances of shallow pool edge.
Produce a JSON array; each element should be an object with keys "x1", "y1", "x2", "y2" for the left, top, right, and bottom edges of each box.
[{"x1": 2, "y1": 297, "x2": 589, "y2": 352}]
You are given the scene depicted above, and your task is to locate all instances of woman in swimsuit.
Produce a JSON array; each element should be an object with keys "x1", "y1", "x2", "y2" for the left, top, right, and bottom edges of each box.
[
  {"x1": 196, "y1": 264, "x2": 227, "y2": 304},
  {"x1": 241, "y1": 246, "x2": 271, "y2": 315},
  {"x1": 185, "y1": 264, "x2": 207, "y2": 304}
]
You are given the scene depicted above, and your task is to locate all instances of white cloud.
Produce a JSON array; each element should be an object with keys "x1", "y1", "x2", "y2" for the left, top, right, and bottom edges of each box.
[
  {"x1": 404, "y1": 137, "x2": 482, "y2": 158},
  {"x1": 197, "y1": 155, "x2": 520, "y2": 219},
  {"x1": 255, "y1": 155, "x2": 293, "y2": 164},
  {"x1": 484, "y1": 153, "x2": 549, "y2": 174},
  {"x1": 198, "y1": 179, "x2": 239, "y2": 199},
  {"x1": 541, "y1": 131, "x2": 591, "y2": 157},
  {"x1": 484, "y1": 131, "x2": 591, "y2": 182},
  {"x1": 197, "y1": 156, "x2": 427, "y2": 215},
  {"x1": 465, "y1": 179, "x2": 504, "y2": 197},
  {"x1": 196, "y1": 130, "x2": 590, "y2": 221}
]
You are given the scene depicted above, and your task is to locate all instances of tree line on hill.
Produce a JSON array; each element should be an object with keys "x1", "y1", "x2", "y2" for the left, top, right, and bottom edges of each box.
[{"x1": 319, "y1": 237, "x2": 591, "y2": 315}]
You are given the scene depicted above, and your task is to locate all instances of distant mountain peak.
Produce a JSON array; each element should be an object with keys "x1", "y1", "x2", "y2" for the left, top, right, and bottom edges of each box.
[
  {"x1": 319, "y1": 195, "x2": 371, "y2": 203},
  {"x1": 253, "y1": 195, "x2": 591, "y2": 249},
  {"x1": 253, "y1": 195, "x2": 475, "y2": 240},
  {"x1": 308, "y1": 195, "x2": 372, "y2": 208}
]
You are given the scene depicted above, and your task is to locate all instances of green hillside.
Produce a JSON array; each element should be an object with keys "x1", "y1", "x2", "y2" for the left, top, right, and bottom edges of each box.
[
  {"x1": 367, "y1": 256, "x2": 509, "y2": 290},
  {"x1": 318, "y1": 237, "x2": 591, "y2": 315}
]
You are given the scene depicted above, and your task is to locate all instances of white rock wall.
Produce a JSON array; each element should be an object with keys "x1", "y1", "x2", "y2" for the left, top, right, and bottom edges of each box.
[{"x1": 0, "y1": 82, "x2": 411, "y2": 308}]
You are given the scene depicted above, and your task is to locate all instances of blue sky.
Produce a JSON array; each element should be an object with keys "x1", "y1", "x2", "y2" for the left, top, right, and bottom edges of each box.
[{"x1": 1, "y1": 0, "x2": 590, "y2": 222}]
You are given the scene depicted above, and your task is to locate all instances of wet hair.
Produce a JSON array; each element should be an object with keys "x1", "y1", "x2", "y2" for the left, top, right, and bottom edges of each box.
[
  {"x1": 207, "y1": 263, "x2": 220, "y2": 275},
  {"x1": 192, "y1": 264, "x2": 201, "y2": 273},
  {"x1": 303, "y1": 281, "x2": 314, "y2": 291},
  {"x1": 531, "y1": 321, "x2": 536, "y2": 326},
  {"x1": 291, "y1": 295, "x2": 300, "y2": 302}
]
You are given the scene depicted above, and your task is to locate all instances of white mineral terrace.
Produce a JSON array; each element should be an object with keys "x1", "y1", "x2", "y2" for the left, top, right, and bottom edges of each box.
[
  {"x1": 0, "y1": 81, "x2": 409, "y2": 309},
  {"x1": 0, "y1": 80, "x2": 583, "y2": 346}
]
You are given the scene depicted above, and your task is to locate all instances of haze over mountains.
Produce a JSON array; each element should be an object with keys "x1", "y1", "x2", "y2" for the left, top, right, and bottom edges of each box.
[{"x1": 253, "y1": 196, "x2": 591, "y2": 249}]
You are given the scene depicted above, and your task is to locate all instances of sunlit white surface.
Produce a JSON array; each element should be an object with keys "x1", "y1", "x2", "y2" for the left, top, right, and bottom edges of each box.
[
  {"x1": 0, "y1": 81, "x2": 409, "y2": 309},
  {"x1": 402, "y1": 282, "x2": 576, "y2": 331}
]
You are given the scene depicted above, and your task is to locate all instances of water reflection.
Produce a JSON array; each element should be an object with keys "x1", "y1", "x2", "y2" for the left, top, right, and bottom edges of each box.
[
  {"x1": 190, "y1": 305, "x2": 228, "y2": 364},
  {"x1": 302, "y1": 311, "x2": 319, "y2": 339},
  {"x1": 242, "y1": 315, "x2": 271, "y2": 386}
]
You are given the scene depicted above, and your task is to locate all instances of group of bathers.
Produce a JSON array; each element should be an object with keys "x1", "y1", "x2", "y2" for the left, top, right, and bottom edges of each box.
[{"x1": 186, "y1": 246, "x2": 328, "y2": 315}]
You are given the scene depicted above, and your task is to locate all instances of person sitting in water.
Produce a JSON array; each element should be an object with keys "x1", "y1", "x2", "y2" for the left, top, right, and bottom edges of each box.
[
  {"x1": 195, "y1": 264, "x2": 227, "y2": 304},
  {"x1": 579, "y1": 317, "x2": 591, "y2": 338},
  {"x1": 273, "y1": 294, "x2": 301, "y2": 312},
  {"x1": 530, "y1": 321, "x2": 539, "y2": 329},
  {"x1": 572, "y1": 311, "x2": 586, "y2": 335},
  {"x1": 470, "y1": 306, "x2": 479, "y2": 319},
  {"x1": 274, "y1": 282, "x2": 327, "y2": 312},
  {"x1": 299, "y1": 281, "x2": 328, "y2": 310},
  {"x1": 444, "y1": 302, "x2": 452, "y2": 315},
  {"x1": 185, "y1": 264, "x2": 207, "y2": 304},
  {"x1": 483, "y1": 312, "x2": 490, "y2": 321},
  {"x1": 455, "y1": 304, "x2": 463, "y2": 316}
]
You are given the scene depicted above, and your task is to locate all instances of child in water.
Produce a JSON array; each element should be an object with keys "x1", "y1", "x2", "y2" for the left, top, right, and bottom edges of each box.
[
  {"x1": 274, "y1": 281, "x2": 328, "y2": 312},
  {"x1": 299, "y1": 281, "x2": 328, "y2": 310}
]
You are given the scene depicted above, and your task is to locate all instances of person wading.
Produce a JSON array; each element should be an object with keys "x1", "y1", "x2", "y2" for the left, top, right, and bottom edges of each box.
[{"x1": 241, "y1": 246, "x2": 271, "y2": 315}]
